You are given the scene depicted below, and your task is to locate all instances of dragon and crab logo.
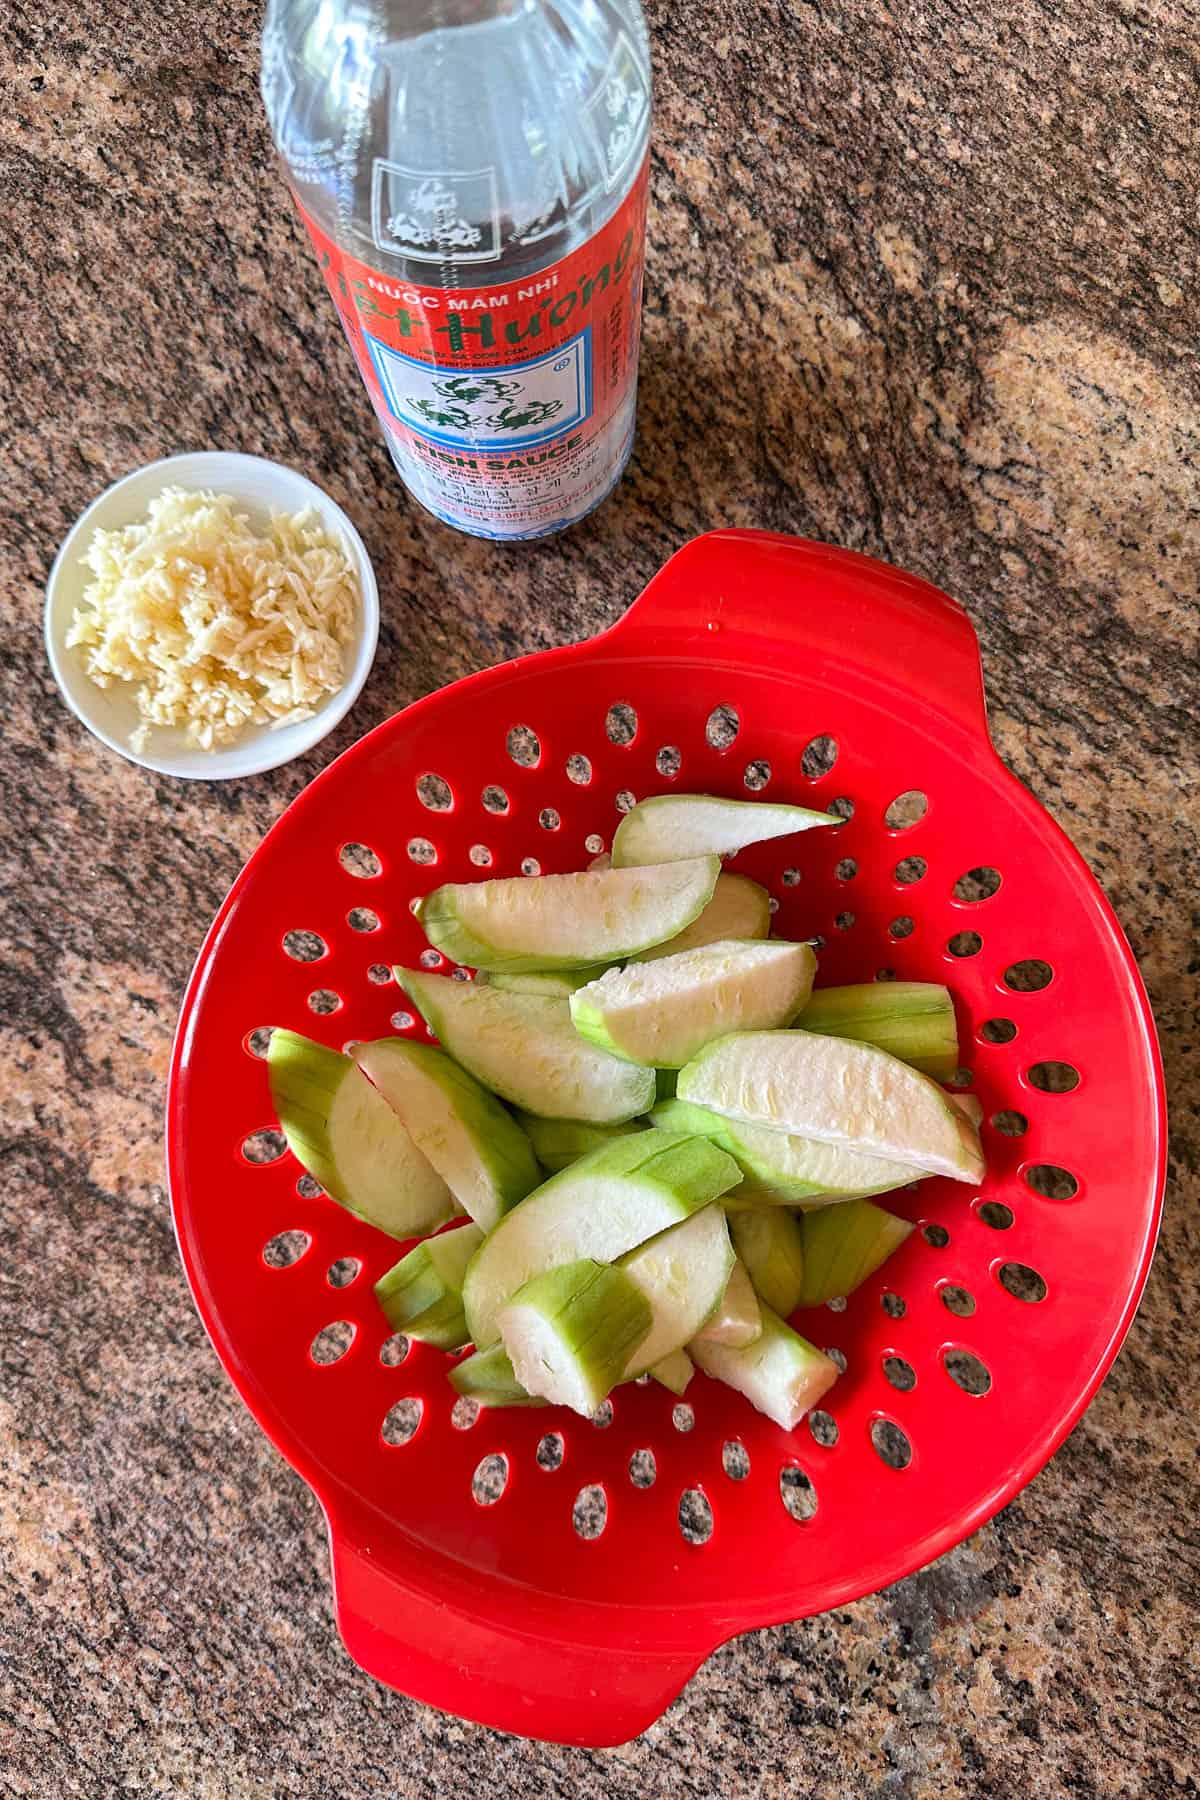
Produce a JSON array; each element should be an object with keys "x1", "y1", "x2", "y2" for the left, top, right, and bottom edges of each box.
[
  {"x1": 371, "y1": 163, "x2": 501, "y2": 264},
  {"x1": 365, "y1": 332, "x2": 592, "y2": 451},
  {"x1": 405, "y1": 374, "x2": 564, "y2": 435}
]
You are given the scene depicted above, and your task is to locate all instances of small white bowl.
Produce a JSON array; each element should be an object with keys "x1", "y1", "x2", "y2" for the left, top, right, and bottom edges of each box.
[{"x1": 45, "y1": 451, "x2": 380, "y2": 780}]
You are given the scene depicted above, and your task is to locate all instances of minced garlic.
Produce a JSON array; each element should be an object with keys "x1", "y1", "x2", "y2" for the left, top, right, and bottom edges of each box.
[{"x1": 66, "y1": 486, "x2": 360, "y2": 753}]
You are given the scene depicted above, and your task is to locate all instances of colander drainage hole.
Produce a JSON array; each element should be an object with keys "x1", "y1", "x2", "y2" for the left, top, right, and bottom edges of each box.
[
  {"x1": 782, "y1": 867, "x2": 802, "y2": 886},
  {"x1": 263, "y1": 1230, "x2": 310, "y2": 1268},
  {"x1": 326, "y1": 1257, "x2": 361, "y2": 1289},
  {"x1": 827, "y1": 796, "x2": 854, "y2": 820},
  {"x1": 825, "y1": 1347, "x2": 848, "y2": 1374},
  {"x1": 469, "y1": 844, "x2": 492, "y2": 867},
  {"x1": 573, "y1": 1484, "x2": 608, "y2": 1538},
  {"x1": 566, "y1": 754, "x2": 592, "y2": 785},
  {"x1": 591, "y1": 1399, "x2": 614, "y2": 1429},
  {"x1": 977, "y1": 1200, "x2": 1014, "y2": 1230},
  {"x1": 347, "y1": 907, "x2": 380, "y2": 932},
  {"x1": 241, "y1": 1129, "x2": 285, "y2": 1164},
  {"x1": 679, "y1": 1488, "x2": 714, "y2": 1544},
  {"x1": 605, "y1": 701, "x2": 638, "y2": 746},
  {"x1": 780, "y1": 1466, "x2": 818, "y2": 1521},
  {"x1": 245, "y1": 1027, "x2": 274, "y2": 1058},
  {"x1": 379, "y1": 1334, "x2": 411, "y2": 1367},
  {"x1": 629, "y1": 1450, "x2": 656, "y2": 1489},
  {"x1": 940, "y1": 1284, "x2": 976, "y2": 1318},
  {"x1": 948, "y1": 930, "x2": 983, "y2": 958},
  {"x1": 889, "y1": 916, "x2": 915, "y2": 940},
  {"x1": 451, "y1": 1397, "x2": 480, "y2": 1430},
  {"x1": 656, "y1": 745, "x2": 682, "y2": 778},
  {"x1": 506, "y1": 725, "x2": 541, "y2": 767},
  {"x1": 407, "y1": 836, "x2": 436, "y2": 865},
  {"x1": 283, "y1": 929, "x2": 326, "y2": 962},
  {"x1": 308, "y1": 989, "x2": 342, "y2": 1013},
  {"x1": 944, "y1": 1349, "x2": 993, "y2": 1395},
  {"x1": 808, "y1": 1409, "x2": 839, "y2": 1448},
  {"x1": 705, "y1": 704, "x2": 740, "y2": 750},
  {"x1": 1004, "y1": 958, "x2": 1054, "y2": 992},
  {"x1": 881, "y1": 1291, "x2": 906, "y2": 1318},
  {"x1": 744, "y1": 759, "x2": 771, "y2": 791},
  {"x1": 521, "y1": 857, "x2": 542, "y2": 877},
  {"x1": 1028, "y1": 1060, "x2": 1080, "y2": 1093},
  {"x1": 671, "y1": 1403, "x2": 695, "y2": 1432},
  {"x1": 980, "y1": 1017, "x2": 1017, "y2": 1044},
  {"x1": 870, "y1": 1419, "x2": 912, "y2": 1470},
  {"x1": 482, "y1": 784, "x2": 510, "y2": 813},
  {"x1": 992, "y1": 1109, "x2": 1028, "y2": 1137},
  {"x1": 885, "y1": 790, "x2": 927, "y2": 830},
  {"x1": 998, "y1": 1262, "x2": 1047, "y2": 1303},
  {"x1": 297, "y1": 1173, "x2": 323, "y2": 1198},
  {"x1": 615, "y1": 790, "x2": 636, "y2": 814},
  {"x1": 339, "y1": 841, "x2": 381, "y2": 879},
  {"x1": 836, "y1": 857, "x2": 858, "y2": 881},
  {"x1": 953, "y1": 865, "x2": 1002, "y2": 902},
  {"x1": 311, "y1": 1321, "x2": 355, "y2": 1365},
  {"x1": 416, "y1": 772, "x2": 453, "y2": 811},
  {"x1": 922, "y1": 1223, "x2": 950, "y2": 1249},
  {"x1": 584, "y1": 833, "x2": 605, "y2": 855},
  {"x1": 894, "y1": 855, "x2": 926, "y2": 885},
  {"x1": 472, "y1": 1453, "x2": 509, "y2": 1505},
  {"x1": 382, "y1": 1397, "x2": 422, "y2": 1444},
  {"x1": 390, "y1": 1010, "x2": 415, "y2": 1031},
  {"x1": 882, "y1": 1354, "x2": 916, "y2": 1391},
  {"x1": 536, "y1": 1432, "x2": 564, "y2": 1471},
  {"x1": 418, "y1": 950, "x2": 442, "y2": 969},
  {"x1": 722, "y1": 1440, "x2": 750, "y2": 1481},
  {"x1": 801, "y1": 734, "x2": 838, "y2": 778},
  {"x1": 1025, "y1": 1163, "x2": 1079, "y2": 1200},
  {"x1": 539, "y1": 808, "x2": 561, "y2": 831}
]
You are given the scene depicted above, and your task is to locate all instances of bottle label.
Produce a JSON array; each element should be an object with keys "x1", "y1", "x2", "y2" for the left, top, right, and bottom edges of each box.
[{"x1": 294, "y1": 157, "x2": 648, "y2": 539}]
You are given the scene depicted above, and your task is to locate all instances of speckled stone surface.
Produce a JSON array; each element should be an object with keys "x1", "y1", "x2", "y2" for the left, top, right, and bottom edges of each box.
[{"x1": 2, "y1": 0, "x2": 1198, "y2": 1792}]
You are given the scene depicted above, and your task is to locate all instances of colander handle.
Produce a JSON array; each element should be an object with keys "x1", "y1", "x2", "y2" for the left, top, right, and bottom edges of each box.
[
  {"x1": 609, "y1": 530, "x2": 989, "y2": 740},
  {"x1": 328, "y1": 1516, "x2": 702, "y2": 1746}
]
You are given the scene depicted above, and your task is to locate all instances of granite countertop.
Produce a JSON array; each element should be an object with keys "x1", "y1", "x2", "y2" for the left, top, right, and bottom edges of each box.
[{"x1": 3, "y1": 0, "x2": 1198, "y2": 1792}]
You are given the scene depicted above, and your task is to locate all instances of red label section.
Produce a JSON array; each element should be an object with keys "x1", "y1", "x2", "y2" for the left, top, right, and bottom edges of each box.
[{"x1": 295, "y1": 162, "x2": 648, "y2": 537}]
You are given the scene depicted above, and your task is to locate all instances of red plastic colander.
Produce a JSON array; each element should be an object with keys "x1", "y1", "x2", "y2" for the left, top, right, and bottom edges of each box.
[{"x1": 167, "y1": 531, "x2": 1165, "y2": 1747}]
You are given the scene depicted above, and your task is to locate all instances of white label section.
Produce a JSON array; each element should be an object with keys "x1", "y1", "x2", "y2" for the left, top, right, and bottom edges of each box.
[
  {"x1": 383, "y1": 385, "x2": 636, "y2": 542},
  {"x1": 365, "y1": 330, "x2": 593, "y2": 451}
]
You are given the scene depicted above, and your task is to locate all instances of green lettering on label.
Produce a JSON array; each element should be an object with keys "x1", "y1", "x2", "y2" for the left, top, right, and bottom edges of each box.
[
  {"x1": 580, "y1": 264, "x2": 610, "y2": 307},
  {"x1": 504, "y1": 312, "x2": 544, "y2": 345},
  {"x1": 435, "y1": 314, "x2": 496, "y2": 352}
]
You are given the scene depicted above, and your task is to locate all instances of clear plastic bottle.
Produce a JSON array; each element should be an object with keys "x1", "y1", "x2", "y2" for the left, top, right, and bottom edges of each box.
[{"x1": 261, "y1": 0, "x2": 651, "y2": 540}]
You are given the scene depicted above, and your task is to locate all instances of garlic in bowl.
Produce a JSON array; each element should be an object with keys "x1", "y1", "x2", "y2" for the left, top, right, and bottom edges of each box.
[{"x1": 45, "y1": 452, "x2": 380, "y2": 780}]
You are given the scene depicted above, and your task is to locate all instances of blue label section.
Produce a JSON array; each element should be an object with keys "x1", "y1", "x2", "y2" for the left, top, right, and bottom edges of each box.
[{"x1": 364, "y1": 329, "x2": 593, "y2": 452}]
